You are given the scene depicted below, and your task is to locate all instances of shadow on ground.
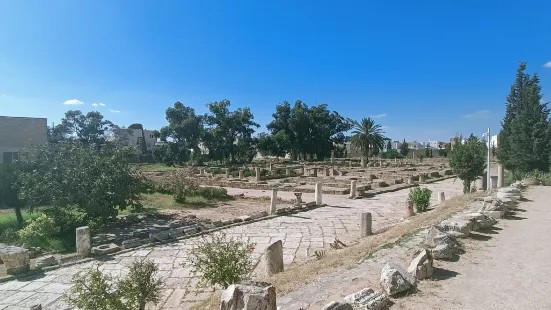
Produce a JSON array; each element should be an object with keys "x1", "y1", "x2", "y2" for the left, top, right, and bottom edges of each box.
[{"x1": 432, "y1": 268, "x2": 461, "y2": 281}]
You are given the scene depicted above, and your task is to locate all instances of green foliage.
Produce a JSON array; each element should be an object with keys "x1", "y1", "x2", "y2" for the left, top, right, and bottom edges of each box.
[
  {"x1": 55, "y1": 110, "x2": 115, "y2": 148},
  {"x1": 157, "y1": 169, "x2": 199, "y2": 203},
  {"x1": 399, "y1": 139, "x2": 409, "y2": 157},
  {"x1": 66, "y1": 259, "x2": 162, "y2": 310},
  {"x1": 195, "y1": 187, "x2": 229, "y2": 200},
  {"x1": 0, "y1": 162, "x2": 26, "y2": 227},
  {"x1": 350, "y1": 117, "x2": 387, "y2": 166},
  {"x1": 409, "y1": 187, "x2": 432, "y2": 212},
  {"x1": 449, "y1": 135, "x2": 487, "y2": 193},
  {"x1": 381, "y1": 149, "x2": 403, "y2": 159},
  {"x1": 189, "y1": 232, "x2": 256, "y2": 289},
  {"x1": 498, "y1": 62, "x2": 551, "y2": 178},
  {"x1": 20, "y1": 142, "x2": 148, "y2": 224},
  {"x1": 522, "y1": 170, "x2": 551, "y2": 186},
  {"x1": 0, "y1": 228, "x2": 19, "y2": 243},
  {"x1": 18, "y1": 214, "x2": 59, "y2": 241}
]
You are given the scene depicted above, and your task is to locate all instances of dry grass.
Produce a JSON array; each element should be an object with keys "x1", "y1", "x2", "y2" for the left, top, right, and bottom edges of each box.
[{"x1": 192, "y1": 190, "x2": 484, "y2": 310}]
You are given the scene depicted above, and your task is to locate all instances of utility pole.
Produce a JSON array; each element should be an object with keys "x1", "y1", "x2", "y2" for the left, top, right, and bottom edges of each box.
[{"x1": 485, "y1": 128, "x2": 491, "y2": 189}]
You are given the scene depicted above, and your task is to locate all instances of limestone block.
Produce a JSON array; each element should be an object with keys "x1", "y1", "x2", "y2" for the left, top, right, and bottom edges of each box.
[
  {"x1": 407, "y1": 250, "x2": 433, "y2": 280},
  {"x1": 483, "y1": 210, "x2": 504, "y2": 219},
  {"x1": 34, "y1": 255, "x2": 58, "y2": 268},
  {"x1": 343, "y1": 288, "x2": 389, "y2": 310},
  {"x1": 461, "y1": 213, "x2": 497, "y2": 230},
  {"x1": 322, "y1": 301, "x2": 353, "y2": 310},
  {"x1": 220, "y1": 281, "x2": 276, "y2": 310},
  {"x1": 0, "y1": 246, "x2": 30, "y2": 275},
  {"x1": 264, "y1": 240, "x2": 284, "y2": 277},
  {"x1": 76, "y1": 226, "x2": 91, "y2": 257},
  {"x1": 438, "y1": 219, "x2": 473, "y2": 236},
  {"x1": 380, "y1": 262, "x2": 417, "y2": 295},
  {"x1": 496, "y1": 191, "x2": 520, "y2": 201}
]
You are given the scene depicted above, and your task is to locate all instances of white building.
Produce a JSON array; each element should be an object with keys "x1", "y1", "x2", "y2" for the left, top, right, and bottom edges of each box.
[
  {"x1": 0, "y1": 116, "x2": 47, "y2": 163},
  {"x1": 425, "y1": 140, "x2": 439, "y2": 149},
  {"x1": 114, "y1": 128, "x2": 157, "y2": 151}
]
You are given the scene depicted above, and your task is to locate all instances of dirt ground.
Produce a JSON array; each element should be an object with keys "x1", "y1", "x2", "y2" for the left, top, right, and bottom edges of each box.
[{"x1": 394, "y1": 186, "x2": 551, "y2": 310}]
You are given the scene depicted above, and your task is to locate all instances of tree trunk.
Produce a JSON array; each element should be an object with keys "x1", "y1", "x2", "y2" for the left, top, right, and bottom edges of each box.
[
  {"x1": 462, "y1": 180, "x2": 471, "y2": 194},
  {"x1": 361, "y1": 157, "x2": 366, "y2": 168},
  {"x1": 14, "y1": 203, "x2": 24, "y2": 228}
]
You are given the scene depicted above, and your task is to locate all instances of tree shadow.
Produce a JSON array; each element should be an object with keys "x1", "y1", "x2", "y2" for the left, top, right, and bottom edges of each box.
[
  {"x1": 477, "y1": 228, "x2": 500, "y2": 235},
  {"x1": 512, "y1": 208, "x2": 527, "y2": 212},
  {"x1": 504, "y1": 212, "x2": 527, "y2": 220},
  {"x1": 325, "y1": 205, "x2": 352, "y2": 209},
  {"x1": 391, "y1": 287, "x2": 420, "y2": 299},
  {"x1": 432, "y1": 268, "x2": 461, "y2": 281},
  {"x1": 469, "y1": 232, "x2": 493, "y2": 241},
  {"x1": 519, "y1": 197, "x2": 533, "y2": 202}
]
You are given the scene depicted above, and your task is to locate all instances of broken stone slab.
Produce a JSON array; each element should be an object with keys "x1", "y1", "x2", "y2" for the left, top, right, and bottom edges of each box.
[
  {"x1": 184, "y1": 225, "x2": 200, "y2": 234},
  {"x1": 304, "y1": 201, "x2": 316, "y2": 207},
  {"x1": 407, "y1": 249, "x2": 434, "y2": 280},
  {"x1": 496, "y1": 191, "x2": 520, "y2": 201},
  {"x1": 380, "y1": 262, "x2": 417, "y2": 295},
  {"x1": 461, "y1": 213, "x2": 497, "y2": 230},
  {"x1": 322, "y1": 301, "x2": 353, "y2": 310},
  {"x1": 0, "y1": 246, "x2": 30, "y2": 275},
  {"x1": 34, "y1": 255, "x2": 58, "y2": 268},
  {"x1": 212, "y1": 220, "x2": 224, "y2": 227},
  {"x1": 122, "y1": 238, "x2": 143, "y2": 249},
  {"x1": 438, "y1": 219, "x2": 474, "y2": 236},
  {"x1": 430, "y1": 235, "x2": 460, "y2": 260},
  {"x1": 91, "y1": 243, "x2": 121, "y2": 255},
  {"x1": 220, "y1": 281, "x2": 276, "y2": 310},
  {"x1": 343, "y1": 288, "x2": 390, "y2": 310}
]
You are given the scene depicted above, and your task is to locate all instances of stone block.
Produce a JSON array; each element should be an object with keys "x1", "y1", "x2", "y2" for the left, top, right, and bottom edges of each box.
[
  {"x1": 461, "y1": 213, "x2": 497, "y2": 230},
  {"x1": 305, "y1": 201, "x2": 316, "y2": 207},
  {"x1": 322, "y1": 301, "x2": 353, "y2": 310},
  {"x1": 34, "y1": 255, "x2": 58, "y2": 268},
  {"x1": 0, "y1": 246, "x2": 30, "y2": 275},
  {"x1": 264, "y1": 240, "x2": 284, "y2": 277},
  {"x1": 220, "y1": 281, "x2": 276, "y2": 310},
  {"x1": 122, "y1": 239, "x2": 143, "y2": 249},
  {"x1": 184, "y1": 225, "x2": 200, "y2": 234},
  {"x1": 250, "y1": 211, "x2": 269, "y2": 220},
  {"x1": 407, "y1": 249, "x2": 433, "y2": 280},
  {"x1": 149, "y1": 231, "x2": 170, "y2": 242},
  {"x1": 76, "y1": 226, "x2": 91, "y2": 257},
  {"x1": 132, "y1": 229, "x2": 150, "y2": 239},
  {"x1": 360, "y1": 213, "x2": 372, "y2": 238},
  {"x1": 343, "y1": 288, "x2": 389, "y2": 310},
  {"x1": 380, "y1": 262, "x2": 417, "y2": 295},
  {"x1": 438, "y1": 219, "x2": 473, "y2": 236},
  {"x1": 168, "y1": 228, "x2": 185, "y2": 238},
  {"x1": 239, "y1": 215, "x2": 252, "y2": 222},
  {"x1": 91, "y1": 243, "x2": 121, "y2": 255}
]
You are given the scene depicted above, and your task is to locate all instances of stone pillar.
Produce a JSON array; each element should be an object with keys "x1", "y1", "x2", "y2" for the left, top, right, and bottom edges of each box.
[
  {"x1": 286, "y1": 168, "x2": 291, "y2": 176},
  {"x1": 264, "y1": 240, "x2": 284, "y2": 277},
  {"x1": 406, "y1": 198, "x2": 415, "y2": 217},
  {"x1": 199, "y1": 168, "x2": 205, "y2": 176},
  {"x1": 315, "y1": 183, "x2": 322, "y2": 205},
  {"x1": 360, "y1": 212, "x2": 372, "y2": 238},
  {"x1": 497, "y1": 164, "x2": 504, "y2": 188},
  {"x1": 312, "y1": 168, "x2": 317, "y2": 177},
  {"x1": 331, "y1": 150, "x2": 335, "y2": 163},
  {"x1": 225, "y1": 169, "x2": 230, "y2": 178},
  {"x1": 325, "y1": 168, "x2": 330, "y2": 177},
  {"x1": 294, "y1": 192, "x2": 303, "y2": 204},
  {"x1": 239, "y1": 170, "x2": 244, "y2": 180},
  {"x1": 379, "y1": 160, "x2": 383, "y2": 167},
  {"x1": 349, "y1": 180, "x2": 357, "y2": 199},
  {"x1": 438, "y1": 191, "x2": 445, "y2": 203},
  {"x1": 407, "y1": 176, "x2": 413, "y2": 185},
  {"x1": 420, "y1": 174, "x2": 427, "y2": 183},
  {"x1": 269, "y1": 163, "x2": 273, "y2": 171},
  {"x1": 220, "y1": 281, "x2": 276, "y2": 310},
  {"x1": 255, "y1": 167, "x2": 261, "y2": 182},
  {"x1": 76, "y1": 226, "x2": 91, "y2": 257},
  {"x1": 302, "y1": 165, "x2": 307, "y2": 176},
  {"x1": 270, "y1": 189, "x2": 277, "y2": 214},
  {"x1": 361, "y1": 157, "x2": 365, "y2": 168}
]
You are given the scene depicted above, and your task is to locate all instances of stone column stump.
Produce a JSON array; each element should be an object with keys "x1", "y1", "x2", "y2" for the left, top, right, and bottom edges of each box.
[
  {"x1": 76, "y1": 226, "x2": 91, "y2": 257},
  {"x1": 497, "y1": 164, "x2": 504, "y2": 188},
  {"x1": 239, "y1": 170, "x2": 244, "y2": 180},
  {"x1": 315, "y1": 183, "x2": 322, "y2": 205},
  {"x1": 294, "y1": 192, "x2": 303, "y2": 204},
  {"x1": 360, "y1": 212, "x2": 372, "y2": 238},
  {"x1": 270, "y1": 189, "x2": 277, "y2": 214},
  {"x1": 264, "y1": 240, "x2": 284, "y2": 277},
  {"x1": 0, "y1": 246, "x2": 30, "y2": 275},
  {"x1": 438, "y1": 191, "x2": 446, "y2": 203},
  {"x1": 255, "y1": 167, "x2": 261, "y2": 182},
  {"x1": 406, "y1": 198, "x2": 415, "y2": 217},
  {"x1": 349, "y1": 180, "x2": 357, "y2": 199}
]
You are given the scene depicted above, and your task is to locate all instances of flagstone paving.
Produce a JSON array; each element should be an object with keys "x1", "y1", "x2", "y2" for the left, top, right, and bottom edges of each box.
[{"x1": 0, "y1": 179, "x2": 463, "y2": 309}]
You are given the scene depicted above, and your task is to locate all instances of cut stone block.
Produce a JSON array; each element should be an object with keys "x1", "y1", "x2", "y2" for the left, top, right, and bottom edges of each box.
[
  {"x1": 91, "y1": 243, "x2": 121, "y2": 255},
  {"x1": 0, "y1": 246, "x2": 30, "y2": 275},
  {"x1": 220, "y1": 281, "x2": 276, "y2": 310},
  {"x1": 380, "y1": 262, "x2": 417, "y2": 295},
  {"x1": 438, "y1": 219, "x2": 474, "y2": 236},
  {"x1": 76, "y1": 226, "x2": 91, "y2": 257},
  {"x1": 34, "y1": 255, "x2": 58, "y2": 268},
  {"x1": 322, "y1": 301, "x2": 353, "y2": 310},
  {"x1": 343, "y1": 288, "x2": 389, "y2": 310},
  {"x1": 122, "y1": 239, "x2": 143, "y2": 249},
  {"x1": 149, "y1": 231, "x2": 170, "y2": 241},
  {"x1": 407, "y1": 249, "x2": 433, "y2": 280}
]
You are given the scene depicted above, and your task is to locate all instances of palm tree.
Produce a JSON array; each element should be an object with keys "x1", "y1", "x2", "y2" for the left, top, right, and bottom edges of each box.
[{"x1": 350, "y1": 117, "x2": 387, "y2": 167}]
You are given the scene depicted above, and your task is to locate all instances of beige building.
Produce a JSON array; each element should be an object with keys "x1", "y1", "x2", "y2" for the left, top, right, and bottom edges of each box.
[{"x1": 0, "y1": 116, "x2": 48, "y2": 163}]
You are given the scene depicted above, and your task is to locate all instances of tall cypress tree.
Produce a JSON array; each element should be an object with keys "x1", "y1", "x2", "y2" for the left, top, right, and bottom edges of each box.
[{"x1": 498, "y1": 62, "x2": 551, "y2": 178}]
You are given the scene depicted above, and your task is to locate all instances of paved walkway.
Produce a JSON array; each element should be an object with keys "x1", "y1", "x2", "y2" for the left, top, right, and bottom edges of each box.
[{"x1": 0, "y1": 179, "x2": 463, "y2": 309}]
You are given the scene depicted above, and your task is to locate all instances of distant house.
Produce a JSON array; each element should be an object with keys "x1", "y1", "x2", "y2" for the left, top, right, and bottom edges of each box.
[
  {"x1": 0, "y1": 116, "x2": 47, "y2": 164},
  {"x1": 113, "y1": 128, "x2": 157, "y2": 151}
]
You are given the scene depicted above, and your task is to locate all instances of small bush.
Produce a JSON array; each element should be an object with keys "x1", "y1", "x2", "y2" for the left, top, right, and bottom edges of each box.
[
  {"x1": 66, "y1": 258, "x2": 162, "y2": 310},
  {"x1": 43, "y1": 206, "x2": 86, "y2": 235},
  {"x1": 188, "y1": 232, "x2": 256, "y2": 289},
  {"x1": 409, "y1": 187, "x2": 432, "y2": 212},
  {"x1": 157, "y1": 169, "x2": 199, "y2": 203},
  {"x1": 522, "y1": 169, "x2": 551, "y2": 186},
  {"x1": 18, "y1": 214, "x2": 59, "y2": 241},
  {"x1": 195, "y1": 187, "x2": 229, "y2": 200},
  {"x1": 0, "y1": 227, "x2": 19, "y2": 243}
]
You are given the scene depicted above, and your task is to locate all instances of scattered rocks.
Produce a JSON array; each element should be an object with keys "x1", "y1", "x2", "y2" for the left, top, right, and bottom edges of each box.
[
  {"x1": 343, "y1": 288, "x2": 389, "y2": 310},
  {"x1": 0, "y1": 246, "x2": 30, "y2": 275},
  {"x1": 461, "y1": 213, "x2": 497, "y2": 230},
  {"x1": 407, "y1": 249, "x2": 433, "y2": 280},
  {"x1": 220, "y1": 281, "x2": 276, "y2": 310},
  {"x1": 380, "y1": 262, "x2": 417, "y2": 295},
  {"x1": 34, "y1": 255, "x2": 58, "y2": 268},
  {"x1": 438, "y1": 219, "x2": 474, "y2": 236}
]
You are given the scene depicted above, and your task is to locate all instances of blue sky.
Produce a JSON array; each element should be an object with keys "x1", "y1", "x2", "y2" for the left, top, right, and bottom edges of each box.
[{"x1": 1, "y1": 0, "x2": 550, "y2": 142}]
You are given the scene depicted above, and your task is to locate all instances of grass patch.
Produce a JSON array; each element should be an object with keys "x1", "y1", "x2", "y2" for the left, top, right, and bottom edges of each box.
[
  {"x1": 193, "y1": 190, "x2": 485, "y2": 310},
  {"x1": 141, "y1": 193, "x2": 231, "y2": 210},
  {"x1": 0, "y1": 210, "x2": 43, "y2": 231},
  {"x1": 136, "y1": 163, "x2": 181, "y2": 172}
]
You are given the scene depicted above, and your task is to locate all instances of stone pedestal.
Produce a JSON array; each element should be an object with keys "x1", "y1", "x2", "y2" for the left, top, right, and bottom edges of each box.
[
  {"x1": 325, "y1": 168, "x2": 330, "y2": 177},
  {"x1": 349, "y1": 180, "x2": 357, "y2": 199},
  {"x1": 269, "y1": 163, "x2": 273, "y2": 171},
  {"x1": 294, "y1": 192, "x2": 303, "y2": 204},
  {"x1": 315, "y1": 183, "x2": 322, "y2": 205},
  {"x1": 239, "y1": 170, "x2": 244, "y2": 180},
  {"x1": 407, "y1": 176, "x2": 413, "y2": 185},
  {"x1": 497, "y1": 164, "x2": 504, "y2": 188},
  {"x1": 331, "y1": 150, "x2": 335, "y2": 163},
  {"x1": 199, "y1": 168, "x2": 205, "y2": 176},
  {"x1": 361, "y1": 157, "x2": 366, "y2": 168},
  {"x1": 76, "y1": 226, "x2": 91, "y2": 257},
  {"x1": 360, "y1": 213, "x2": 372, "y2": 238},
  {"x1": 264, "y1": 240, "x2": 284, "y2": 277},
  {"x1": 312, "y1": 168, "x2": 317, "y2": 177},
  {"x1": 0, "y1": 246, "x2": 30, "y2": 275},
  {"x1": 286, "y1": 168, "x2": 291, "y2": 176},
  {"x1": 406, "y1": 198, "x2": 414, "y2": 217},
  {"x1": 225, "y1": 169, "x2": 230, "y2": 178},
  {"x1": 220, "y1": 281, "x2": 276, "y2": 310},
  {"x1": 302, "y1": 166, "x2": 307, "y2": 176},
  {"x1": 270, "y1": 189, "x2": 277, "y2": 214},
  {"x1": 255, "y1": 167, "x2": 261, "y2": 182},
  {"x1": 438, "y1": 192, "x2": 445, "y2": 203}
]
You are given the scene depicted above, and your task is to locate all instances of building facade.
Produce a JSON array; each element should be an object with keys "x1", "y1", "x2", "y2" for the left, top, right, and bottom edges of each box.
[
  {"x1": 114, "y1": 128, "x2": 157, "y2": 151},
  {"x1": 0, "y1": 116, "x2": 48, "y2": 163}
]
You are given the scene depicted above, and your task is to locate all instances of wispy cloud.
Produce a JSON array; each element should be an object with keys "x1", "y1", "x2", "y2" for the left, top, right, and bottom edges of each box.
[
  {"x1": 371, "y1": 113, "x2": 387, "y2": 118},
  {"x1": 463, "y1": 110, "x2": 491, "y2": 119},
  {"x1": 109, "y1": 109, "x2": 121, "y2": 113},
  {"x1": 380, "y1": 126, "x2": 390, "y2": 129},
  {"x1": 544, "y1": 61, "x2": 551, "y2": 68},
  {"x1": 92, "y1": 102, "x2": 106, "y2": 107},
  {"x1": 63, "y1": 99, "x2": 84, "y2": 105}
]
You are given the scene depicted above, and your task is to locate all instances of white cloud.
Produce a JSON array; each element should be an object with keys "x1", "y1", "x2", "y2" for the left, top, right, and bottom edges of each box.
[
  {"x1": 92, "y1": 103, "x2": 98, "y2": 107},
  {"x1": 543, "y1": 61, "x2": 551, "y2": 68},
  {"x1": 109, "y1": 109, "x2": 121, "y2": 113},
  {"x1": 92, "y1": 102, "x2": 106, "y2": 107},
  {"x1": 63, "y1": 99, "x2": 84, "y2": 105},
  {"x1": 463, "y1": 110, "x2": 491, "y2": 119},
  {"x1": 371, "y1": 113, "x2": 387, "y2": 118},
  {"x1": 380, "y1": 126, "x2": 390, "y2": 129}
]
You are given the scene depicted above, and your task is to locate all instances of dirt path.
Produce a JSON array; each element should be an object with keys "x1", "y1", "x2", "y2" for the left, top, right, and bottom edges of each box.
[{"x1": 396, "y1": 186, "x2": 551, "y2": 310}]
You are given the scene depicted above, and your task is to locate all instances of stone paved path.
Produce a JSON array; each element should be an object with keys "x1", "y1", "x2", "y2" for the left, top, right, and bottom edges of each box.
[{"x1": 0, "y1": 179, "x2": 462, "y2": 309}]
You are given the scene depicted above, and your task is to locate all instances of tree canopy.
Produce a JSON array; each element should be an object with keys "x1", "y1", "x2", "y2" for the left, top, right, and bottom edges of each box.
[
  {"x1": 449, "y1": 134, "x2": 487, "y2": 193},
  {"x1": 350, "y1": 117, "x2": 386, "y2": 166}
]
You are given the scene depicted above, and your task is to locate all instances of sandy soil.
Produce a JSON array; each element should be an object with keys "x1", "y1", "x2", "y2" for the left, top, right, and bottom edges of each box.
[{"x1": 394, "y1": 186, "x2": 551, "y2": 310}]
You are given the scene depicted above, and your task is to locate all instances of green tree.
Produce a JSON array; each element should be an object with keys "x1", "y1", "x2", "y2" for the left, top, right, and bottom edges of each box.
[
  {"x1": 425, "y1": 146, "x2": 430, "y2": 158},
  {"x1": 159, "y1": 102, "x2": 204, "y2": 164},
  {"x1": 0, "y1": 163, "x2": 25, "y2": 227},
  {"x1": 350, "y1": 117, "x2": 386, "y2": 167},
  {"x1": 399, "y1": 139, "x2": 409, "y2": 157},
  {"x1": 386, "y1": 139, "x2": 392, "y2": 151},
  {"x1": 59, "y1": 110, "x2": 114, "y2": 148},
  {"x1": 498, "y1": 62, "x2": 551, "y2": 178},
  {"x1": 449, "y1": 135, "x2": 487, "y2": 193}
]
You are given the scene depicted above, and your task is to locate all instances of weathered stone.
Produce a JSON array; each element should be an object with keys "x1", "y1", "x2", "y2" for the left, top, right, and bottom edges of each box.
[
  {"x1": 407, "y1": 249, "x2": 433, "y2": 280},
  {"x1": 239, "y1": 215, "x2": 252, "y2": 222},
  {"x1": 431, "y1": 243, "x2": 456, "y2": 260},
  {"x1": 250, "y1": 211, "x2": 269, "y2": 220},
  {"x1": 76, "y1": 226, "x2": 91, "y2": 257},
  {"x1": 315, "y1": 183, "x2": 322, "y2": 205},
  {"x1": 438, "y1": 219, "x2": 473, "y2": 236},
  {"x1": 264, "y1": 240, "x2": 284, "y2": 277},
  {"x1": 91, "y1": 243, "x2": 121, "y2": 255},
  {"x1": 168, "y1": 228, "x2": 185, "y2": 238},
  {"x1": 424, "y1": 226, "x2": 461, "y2": 260},
  {"x1": 304, "y1": 201, "x2": 316, "y2": 207},
  {"x1": 220, "y1": 281, "x2": 276, "y2": 310},
  {"x1": 269, "y1": 189, "x2": 277, "y2": 215},
  {"x1": 0, "y1": 246, "x2": 30, "y2": 275},
  {"x1": 132, "y1": 229, "x2": 150, "y2": 239},
  {"x1": 380, "y1": 262, "x2": 417, "y2": 295},
  {"x1": 360, "y1": 213, "x2": 372, "y2": 238},
  {"x1": 294, "y1": 192, "x2": 303, "y2": 203},
  {"x1": 343, "y1": 288, "x2": 389, "y2": 310},
  {"x1": 122, "y1": 238, "x2": 143, "y2": 249},
  {"x1": 483, "y1": 210, "x2": 504, "y2": 219},
  {"x1": 461, "y1": 213, "x2": 497, "y2": 230},
  {"x1": 496, "y1": 191, "x2": 520, "y2": 201},
  {"x1": 34, "y1": 255, "x2": 58, "y2": 268},
  {"x1": 437, "y1": 191, "x2": 445, "y2": 203},
  {"x1": 322, "y1": 301, "x2": 353, "y2": 310},
  {"x1": 184, "y1": 225, "x2": 200, "y2": 234},
  {"x1": 149, "y1": 231, "x2": 170, "y2": 241},
  {"x1": 30, "y1": 305, "x2": 42, "y2": 310}
]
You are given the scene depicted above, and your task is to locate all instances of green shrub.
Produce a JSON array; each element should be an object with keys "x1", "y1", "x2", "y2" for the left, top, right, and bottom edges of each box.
[
  {"x1": 43, "y1": 206, "x2": 86, "y2": 235},
  {"x1": 195, "y1": 187, "x2": 229, "y2": 200},
  {"x1": 66, "y1": 258, "x2": 162, "y2": 310},
  {"x1": 157, "y1": 169, "x2": 199, "y2": 203},
  {"x1": 0, "y1": 227, "x2": 19, "y2": 243},
  {"x1": 409, "y1": 187, "x2": 432, "y2": 212},
  {"x1": 189, "y1": 232, "x2": 256, "y2": 289},
  {"x1": 381, "y1": 149, "x2": 403, "y2": 159},
  {"x1": 18, "y1": 214, "x2": 59, "y2": 241}
]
